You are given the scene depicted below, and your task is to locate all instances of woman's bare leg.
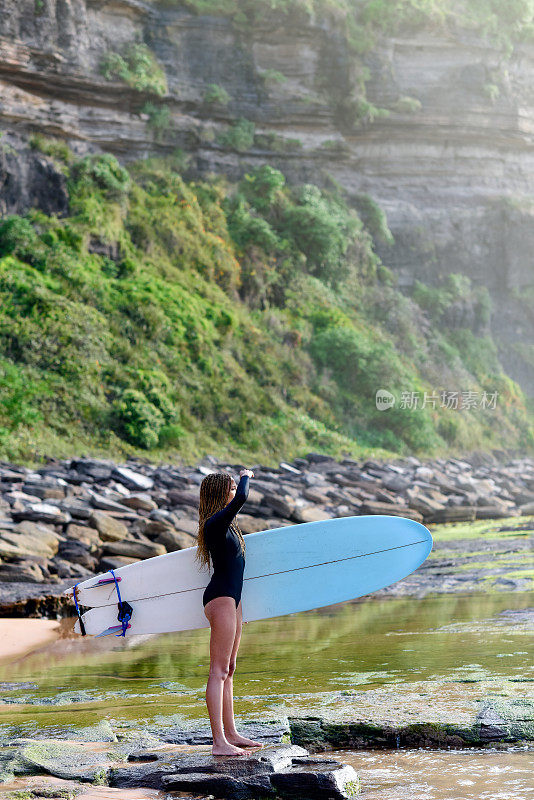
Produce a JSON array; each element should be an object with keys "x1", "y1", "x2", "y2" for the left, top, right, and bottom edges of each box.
[
  {"x1": 204, "y1": 596, "x2": 251, "y2": 756},
  {"x1": 223, "y1": 600, "x2": 263, "y2": 748}
]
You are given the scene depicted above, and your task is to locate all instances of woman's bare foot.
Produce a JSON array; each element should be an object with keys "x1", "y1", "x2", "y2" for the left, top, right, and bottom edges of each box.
[
  {"x1": 212, "y1": 741, "x2": 252, "y2": 756},
  {"x1": 225, "y1": 733, "x2": 263, "y2": 748}
]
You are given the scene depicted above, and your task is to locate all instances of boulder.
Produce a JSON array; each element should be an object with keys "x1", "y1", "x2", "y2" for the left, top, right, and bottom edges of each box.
[
  {"x1": 102, "y1": 539, "x2": 166, "y2": 559},
  {"x1": 90, "y1": 492, "x2": 133, "y2": 513},
  {"x1": 426, "y1": 506, "x2": 478, "y2": 523},
  {"x1": 112, "y1": 466, "x2": 154, "y2": 491},
  {"x1": 292, "y1": 506, "x2": 334, "y2": 523},
  {"x1": 49, "y1": 557, "x2": 94, "y2": 580},
  {"x1": 262, "y1": 492, "x2": 295, "y2": 518},
  {"x1": 0, "y1": 523, "x2": 60, "y2": 559},
  {"x1": 155, "y1": 529, "x2": 196, "y2": 552},
  {"x1": 302, "y1": 487, "x2": 332, "y2": 504},
  {"x1": 120, "y1": 493, "x2": 157, "y2": 512},
  {"x1": 0, "y1": 560, "x2": 46, "y2": 582},
  {"x1": 58, "y1": 539, "x2": 99, "y2": 570},
  {"x1": 100, "y1": 556, "x2": 140, "y2": 571},
  {"x1": 12, "y1": 503, "x2": 70, "y2": 525},
  {"x1": 360, "y1": 502, "x2": 423, "y2": 522},
  {"x1": 89, "y1": 511, "x2": 128, "y2": 542},
  {"x1": 167, "y1": 489, "x2": 199, "y2": 508},
  {"x1": 66, "y1": 523, "x2": 101, "y2": 548},
  {"x1": 474, "y1": 506, "x2": 518, "y2": 519}
]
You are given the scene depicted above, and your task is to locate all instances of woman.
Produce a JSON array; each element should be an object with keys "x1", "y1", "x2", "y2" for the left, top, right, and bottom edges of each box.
[{"x1": 196, "y1": 468, "x2": 263, "y2": 756}]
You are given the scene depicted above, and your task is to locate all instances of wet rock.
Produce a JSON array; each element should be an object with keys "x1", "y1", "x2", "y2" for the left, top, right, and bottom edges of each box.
[
  {"x1": 89, "y1": 511, "x2": 128, "y2": 542},
  {"x1": 19, "y1": 739, "x2": 109, "y2": 782},
  {"x1": 110, "y1": 759, "x2": 177, "y2": 788},
  {"x1": 0, "y1": 580, "x2": 72, "y2": 616},
  {"x1": 270, "y1": 762, "x2": 359, "y2": 799},
  {"x1": 147, "y1": 745, "x2": 356, "y2": 799},
  {"x1": 476, "y1": 698, "x2": 534, "y2": 742}
]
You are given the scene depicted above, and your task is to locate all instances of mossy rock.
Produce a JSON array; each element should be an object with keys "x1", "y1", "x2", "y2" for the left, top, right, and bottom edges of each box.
[{"x1": 20, "y1": 740, "x2": 109, "y2": 782}]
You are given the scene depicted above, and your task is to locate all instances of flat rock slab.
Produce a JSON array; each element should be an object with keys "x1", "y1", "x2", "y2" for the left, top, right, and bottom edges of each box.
[
  {"x1": 18, "y1": 739, "x2": 109, "y2": 782},
  {"x1": 2, "y1": 739, "x2": 360, "y2": 799},
  {"x1": 111, "y1": 744, "x2": 359, "y2": 799},
  {"x1": 285, "y1": 679, "x2": 534, "y2": 749}
]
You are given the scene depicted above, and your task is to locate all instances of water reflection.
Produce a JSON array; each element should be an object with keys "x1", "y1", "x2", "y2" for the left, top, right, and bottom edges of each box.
[{"x1": 0, "y1": 592, "x2": 531, "y2": 734}]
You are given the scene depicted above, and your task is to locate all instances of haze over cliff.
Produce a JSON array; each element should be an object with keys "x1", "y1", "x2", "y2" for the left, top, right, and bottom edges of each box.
[{"x1": 0, "y1": 0, "x2": 532, "y2": 461}]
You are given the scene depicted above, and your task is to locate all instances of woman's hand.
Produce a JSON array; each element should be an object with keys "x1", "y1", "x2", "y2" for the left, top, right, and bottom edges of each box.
[{"x1": 239, "y1": 468, "x2": 254, "y2": 478}]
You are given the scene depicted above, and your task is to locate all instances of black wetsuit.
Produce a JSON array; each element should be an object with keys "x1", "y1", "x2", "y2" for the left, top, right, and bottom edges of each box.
[{"x1": 202, "y1": 475, "x2": 249, "y2": 609}]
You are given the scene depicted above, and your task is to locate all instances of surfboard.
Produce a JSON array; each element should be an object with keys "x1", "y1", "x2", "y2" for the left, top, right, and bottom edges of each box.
[{"x1": 67, "y1": 515, "x2": 433, "y2": 636}]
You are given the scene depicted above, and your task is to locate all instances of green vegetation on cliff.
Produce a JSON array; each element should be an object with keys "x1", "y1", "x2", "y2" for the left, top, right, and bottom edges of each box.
[
  {"x1": 0, "y1": 146, "x2": 531, "y2": 465},
  {"x1": 159, "y1": 0, "x2": 534, "y2": 56}
]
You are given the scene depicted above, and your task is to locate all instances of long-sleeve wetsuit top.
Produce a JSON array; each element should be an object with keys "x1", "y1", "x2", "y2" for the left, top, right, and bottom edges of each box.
[{"x1": 202, "y1": 474, "x2": 250, "y2": 609}]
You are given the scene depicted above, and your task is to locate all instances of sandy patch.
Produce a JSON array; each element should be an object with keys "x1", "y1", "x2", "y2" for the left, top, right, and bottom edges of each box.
[{"x1": 0, "y1": 618, "x2": 61, "y2": 662}]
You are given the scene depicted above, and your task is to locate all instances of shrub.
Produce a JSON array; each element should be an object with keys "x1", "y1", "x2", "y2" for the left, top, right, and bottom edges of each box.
[
  {"x1": 483, "y1": 82, "x2": 500, "y2": 102},
  {"x1": 0, "y1": 216, "x2": 45, "y2": 267},
  {"x1": 100, "y1": 43, "x2": 167, "y2": 96},
  {"x1": 158, "y1": 423, "x2": 186, "y2": 446},
  {"x1": 217, "y1": 118, "x2": 255, "y2": 152},
  {"x1": 69, "y1": 154, "x2": 131, "y2": 206},
  {"x1": 0, "y1": 360, "x2": 44, "y2": 440},
  {"x1": 203, "y1": 83, "x2": 231, "y2": 105},
  {"x1": 351, "y1": 97, "x2": 390, "y2": 126},
  {"x1": 29, "y1": 134, "x2": 73, "y2": 163},
  {"x1": 113, "y1": 389, "x2": 165, "y2": 449},
  {"x1": 239, "y1": 165, "x2": 286, "y2": 212},
  {"x1": 259, "y1": 68, "x2": 287, "y2": 84},
  {"x1": 142, "y1": 102, "x2": 171, "y2": 142},
  {"x1": 225, "y1": 196, "x2": 281, "y2": 252},
  {"x1": 392, "y1": 95, "x2": 422, "y2": 113},
  {"x1": 353, "y1": 193, "x2": 394, "y2": 245},
  {"x1": 276, "y1": 185, "x2": 358, "y2": 287}
]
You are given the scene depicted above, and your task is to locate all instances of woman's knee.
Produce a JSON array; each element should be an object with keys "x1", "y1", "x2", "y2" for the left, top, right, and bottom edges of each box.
[{"x1": 208, "y1": 662, "x2": 230, "y2": 681}]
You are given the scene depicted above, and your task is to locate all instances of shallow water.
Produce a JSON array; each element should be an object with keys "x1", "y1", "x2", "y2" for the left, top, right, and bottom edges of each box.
[
  {"x1": 0, "y1": 591, "x2": 532, "y2": 734},
  {"x1": 339, "y1": 747, "x2": 534, "y2": 799}
]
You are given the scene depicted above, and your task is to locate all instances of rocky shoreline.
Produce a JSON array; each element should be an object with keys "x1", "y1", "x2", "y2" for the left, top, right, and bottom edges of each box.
[
  {"x1": 1, "y1": 707, "x2": 532, "y2": 799},
  {"x1": 1, "y1": 451, "x2": 533, "y2": 615}
]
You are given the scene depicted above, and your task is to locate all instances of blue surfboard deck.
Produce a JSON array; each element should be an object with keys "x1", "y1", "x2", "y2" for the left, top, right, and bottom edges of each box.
[{"x1": 70, "y1": 515, "x2": 433, "y2": 636}]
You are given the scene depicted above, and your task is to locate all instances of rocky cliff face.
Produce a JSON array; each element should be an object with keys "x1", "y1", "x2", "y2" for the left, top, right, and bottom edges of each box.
[{"x1": 0, "y1": 0, "x2": 533, "y2": 394}]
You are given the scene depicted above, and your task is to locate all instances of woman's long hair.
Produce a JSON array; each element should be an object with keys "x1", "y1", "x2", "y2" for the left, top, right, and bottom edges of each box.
[{"x1": 195, "y1": 472, "x2": 246, "y2": 570}]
